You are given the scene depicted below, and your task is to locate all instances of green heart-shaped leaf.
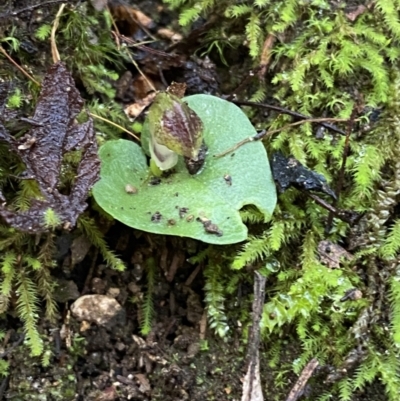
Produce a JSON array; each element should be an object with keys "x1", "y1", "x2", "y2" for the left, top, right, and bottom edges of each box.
[{"x1": 93, "y1": 95, "x2": 276, "y2": 244}]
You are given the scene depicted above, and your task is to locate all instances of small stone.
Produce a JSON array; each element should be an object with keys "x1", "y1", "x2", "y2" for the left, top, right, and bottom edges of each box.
[
  {"x1": 106, "y1": 287, "x2": 120, "y2": 298},
  {"x1": 53, "y1": 279, "x2": 80, "y2": 303},
  {"x1": 91, "y1": 277, "x2": 106, "y2": 294},
  {"x1": 70, "y1": 295, "x2": 126, "y2": 328}
]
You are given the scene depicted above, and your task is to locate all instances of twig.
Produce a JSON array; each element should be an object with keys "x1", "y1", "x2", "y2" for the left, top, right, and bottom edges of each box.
[
  {"x1": 325, "y1": 106, "x2": 357, "y2": 232},
  {"x1": 107, "y1": 11, "x2": 157, "y2": 94},
  {"x1": 51, "y1": 3, "x2": 66, "y2": 63},
  {"x1": 185, "y1": 263, "x2": 202, "y2": 286},
  {"x1": 259, "y1": 33, "x2": 276, "y2": 78},
  {"x1": 0, "y1": 46, "x2": 40, "y2": 86},
  {"x1": 214, "y1": 117, "x2": 349, "y2": 158},
  {"x1": 0, "y1": 376, "x2": 10, "y2": 400},
  {"x1": 285, "y1": 358, "x2": 319, "y2": 401},
  {"x1": 88, "y1": 112, "x2": 140, "y2": 141},
  {"x1": 246, "y1": 271, "x2": 266, "y2": 359},
  {"x1": 0, "y1": 0, "x2": 66, "y2": 19},
  {"x1": 233, "y1": 100, "x2": 346, "y2": 135},
  {"x1": 111, "y1": 33, "x2": 157, "y2": 93},
  {"x1": 242, "y1": 271, "x2": 267, "y2": 401},
  {"x1": 303, "y1": 191, "x2": 360, "y2": 225},
  {"x1": 0, "y1": 333, "x2": 25, "y2": 359},
  {"x1": 81, "y1": 248, "x2": 98, "y2": 295}
]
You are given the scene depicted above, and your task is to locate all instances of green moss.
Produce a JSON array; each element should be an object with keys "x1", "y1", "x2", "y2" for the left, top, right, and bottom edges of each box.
[{"x1": 163, "y1": 0, "x2": 400, "y2": 398}]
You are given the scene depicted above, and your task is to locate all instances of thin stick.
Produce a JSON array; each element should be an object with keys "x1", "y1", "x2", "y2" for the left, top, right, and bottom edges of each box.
[
  {"x1": 326, "y1": 106, "x2": 357, "y2": 231},
  {"x1": 0, "y1": 46, "x2": 40, "y2": 86},
  {"x1": 225, "y1": 67, "x2": 261, "y2": 102},
  {"x1": 122, "y1": 47, "x2": 156, "y2": 93},
  {"x1": 285, "y1": 358, "x2": 319, "y2": 401},
  {"x1": 242, "y1": 271, "x2": 267, "y2": 401},
  {"x1": 0, "y1": 0, "x2": 66, "y2": 19},
  {"x1": 109, "y1": 33, "x2": 156, "y2": 93},
  {"x1": 214, "y1": 117, "x2": 349, "y2": 158},
  {"x1": 51, "y1": 3, "x2": 66, "y2": 63},
  {"x1": 233, "y1": 100, "x2": 346, "y2": 135},
  {"x1": 89, "y1": 112, "x2": 140, "y2": 141},
  {"x1": 304, "y1": 191, "x2": 359, "y2": 225}
]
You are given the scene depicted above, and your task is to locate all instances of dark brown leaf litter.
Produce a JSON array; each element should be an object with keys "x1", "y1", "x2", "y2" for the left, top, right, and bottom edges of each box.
[
  {"x1": 0, "y1": 62, "x2": 100, "y2": 233},
  {"x1": 271, "y1": 151, "x2": 336, "y2": 199}
]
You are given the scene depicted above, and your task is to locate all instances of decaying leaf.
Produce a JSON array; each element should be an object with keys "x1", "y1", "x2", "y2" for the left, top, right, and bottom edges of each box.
[
  {"x1": 0, "y1": 62, "x2": 100, "y2": 233},
  {"x1": 271, "y1": 151, "x2": 336, "y2": 199},
  {"x1": 124, "y1": 92, "x2": 156, "y2": 119}
]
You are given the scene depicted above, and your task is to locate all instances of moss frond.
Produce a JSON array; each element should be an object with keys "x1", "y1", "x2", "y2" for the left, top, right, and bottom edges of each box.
[
  {"x1": 380, "y1": 220, "x2": 400, "y2": 259},
  {"x1": 140, "y1": 257, "x2": 156, "y2": 335},
  {"x1": 204, "y1": 263, "x2": 229, "y2": 337},
  {"x1": 78, "y1": 215, "x2": 125, "y2": 271},
  {"x1": 232, "y1": 233, "x2": 270, "y2": 269},
  {"x1": 16, "y1": 272, "x2": 43, "y2": 356},
  {"x1": 34, "y1": 24, "x2": 52, "y2": 41}
]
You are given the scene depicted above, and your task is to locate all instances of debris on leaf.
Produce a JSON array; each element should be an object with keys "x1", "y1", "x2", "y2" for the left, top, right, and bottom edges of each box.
[
  {"x1": 0, "y1": 62, "x2": 100, "y2": 233},
  {"x1": 125, "y1": 184, "x2": 138, "y2": 194},
  {"x1": 271, "y1": 151, "x2": 336, "y2": 199},
  {"x1": 148, "y1": 176, "x2": 161, "y2": 186},
  {"x1": 178, "y1": 207, "x2": 189, "y2": 218},
  {"x1": 224, "y1": 174, "x2": 232, "y2": 186},
  {"x1": 197, "y1": 216, "x2": 223, "y2": 236},
  {"x1": 151, "y1": 211, "x2": 162, "y2": 222},
  {"x1": 317, "y1": 240, "x2": 353, "y2": 269},
  {"x1": 184, "y1": 141, "x2": 208, "y2": 175}
]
